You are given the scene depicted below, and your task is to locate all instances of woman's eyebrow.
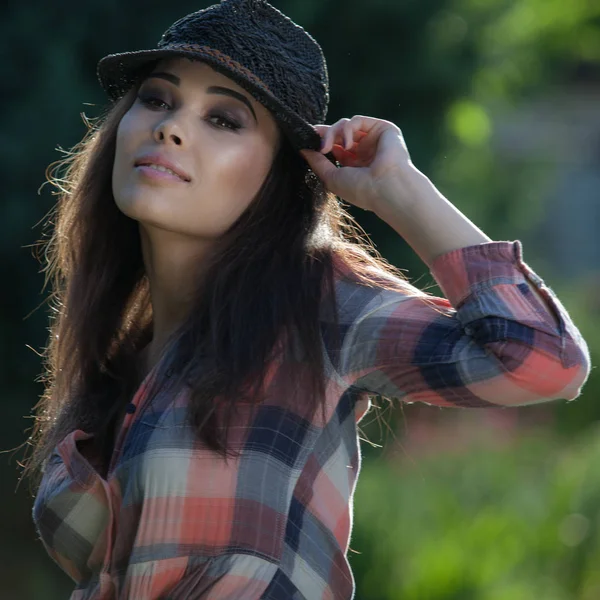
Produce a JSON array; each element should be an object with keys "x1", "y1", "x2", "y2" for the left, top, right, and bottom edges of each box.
[
  {"x1": 144, "y1": 72, "x2": 258, "y2": 123},
  {"x1": 145, "y1": 71, "x2": 181, "y2": 87}
]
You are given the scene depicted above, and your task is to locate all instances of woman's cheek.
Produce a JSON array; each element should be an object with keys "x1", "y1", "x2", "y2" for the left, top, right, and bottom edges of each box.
[{"x1": 227, "y1": 146, "x2": 271, "y2": 197}]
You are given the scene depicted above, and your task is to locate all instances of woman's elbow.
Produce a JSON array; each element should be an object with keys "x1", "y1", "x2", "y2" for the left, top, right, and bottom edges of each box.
[
  {"x1": 522, "y1": 336, "x2": 592, "y2": 403},
  {"x1": 469, "y1": 342, "x2": 591, "y2": 407}
]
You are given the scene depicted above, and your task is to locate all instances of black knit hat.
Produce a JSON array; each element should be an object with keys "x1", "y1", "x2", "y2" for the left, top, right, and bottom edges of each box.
[{"x1": 97, "y1": 0, "x2": 329, "y2": 152}]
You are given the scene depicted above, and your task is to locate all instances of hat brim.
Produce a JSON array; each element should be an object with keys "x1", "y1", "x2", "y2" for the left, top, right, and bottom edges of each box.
[{"x1": 97, "y1": 48, "x2": 323, "y2": 152}]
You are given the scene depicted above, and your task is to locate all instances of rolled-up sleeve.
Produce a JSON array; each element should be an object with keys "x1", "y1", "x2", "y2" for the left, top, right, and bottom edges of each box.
[
  {"x1": 32, "y1": 430, "x2": 112, "y2": 585},
  {"x1": 337, "y1": 241, "x2": 590, "y2": 407}
]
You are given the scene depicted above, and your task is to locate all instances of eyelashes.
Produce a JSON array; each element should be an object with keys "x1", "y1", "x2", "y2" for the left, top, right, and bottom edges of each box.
[{"x1": 136, "y1": 93, "x2": 243, "y2": 132}]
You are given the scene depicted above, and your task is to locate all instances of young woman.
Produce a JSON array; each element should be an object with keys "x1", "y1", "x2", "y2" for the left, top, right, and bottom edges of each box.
[{"x1": 25, "y1": 0, "x2": 590, "y2": 598}]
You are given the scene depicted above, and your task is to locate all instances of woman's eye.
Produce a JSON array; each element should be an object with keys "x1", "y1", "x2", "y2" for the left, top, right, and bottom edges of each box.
[
  {"x1": 137, "y1": 94, "x2": 241, "y2": 132},
  {"x1": 138, "y1": 94, "x2": 169, "y2": 110},
  {"x1": 208, "y1": 113, "x2": 242, "y2": 132}
]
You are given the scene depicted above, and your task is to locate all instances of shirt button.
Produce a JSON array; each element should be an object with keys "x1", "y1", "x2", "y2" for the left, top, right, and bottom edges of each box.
[
  {"x1": 166, "y1": 368, "x2": 174, "y2": 378},
  {"x1": 125, "y1": 403, "x2": 136, "y2": 414}
]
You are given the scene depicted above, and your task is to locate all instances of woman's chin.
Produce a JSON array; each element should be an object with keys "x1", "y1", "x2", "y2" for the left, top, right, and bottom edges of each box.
[{"x1": 113, "y1": 190, "x2": 170, "y2": 222}]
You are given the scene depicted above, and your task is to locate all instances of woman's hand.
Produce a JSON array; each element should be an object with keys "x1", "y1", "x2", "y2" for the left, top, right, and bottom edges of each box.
[
  {"x1": 300, "y1": 115, "x2": 417, "y2": 212},
  {"x1": 302, "y1": 115, "x2": 494, "y2": 266}
]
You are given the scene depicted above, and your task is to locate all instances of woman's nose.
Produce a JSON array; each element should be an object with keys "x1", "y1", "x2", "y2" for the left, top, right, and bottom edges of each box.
[{"x1": 154, "y1": 119, "x2": 184, "y2": 146}]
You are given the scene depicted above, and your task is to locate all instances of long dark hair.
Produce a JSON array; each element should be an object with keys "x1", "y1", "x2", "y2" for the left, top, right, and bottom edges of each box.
[{"x1": 21, "y1": 73, "x2": 428, "y2": 488}]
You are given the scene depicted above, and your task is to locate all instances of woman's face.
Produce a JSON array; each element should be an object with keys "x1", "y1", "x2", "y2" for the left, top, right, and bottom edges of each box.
[{"x1": 113, "y1": 57, "x2": 280, "y2": 238}]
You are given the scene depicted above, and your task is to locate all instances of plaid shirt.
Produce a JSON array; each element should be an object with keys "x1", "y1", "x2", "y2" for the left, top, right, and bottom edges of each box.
[{"x1": 32, "y1": 241, "x2": 590, "y2": 599}]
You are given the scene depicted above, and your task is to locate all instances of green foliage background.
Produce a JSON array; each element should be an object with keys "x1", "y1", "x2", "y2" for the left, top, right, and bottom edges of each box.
[{"x1": 1, "y1": 0, "x2": 598, "y2": 598}]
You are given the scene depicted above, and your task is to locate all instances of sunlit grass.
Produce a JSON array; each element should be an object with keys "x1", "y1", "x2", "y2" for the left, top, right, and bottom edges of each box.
[{"x1": 350, "y1": 423, "x2": 600, "y2": 599}]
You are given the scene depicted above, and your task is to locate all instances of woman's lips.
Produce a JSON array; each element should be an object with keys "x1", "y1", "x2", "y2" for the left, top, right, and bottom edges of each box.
[{"x1": 135, "y1": 165, "x2": 190, "y2": 183}]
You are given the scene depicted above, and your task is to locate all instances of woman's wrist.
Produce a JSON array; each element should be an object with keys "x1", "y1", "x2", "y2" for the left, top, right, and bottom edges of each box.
[{"x1": 372, "y1": 165, "x2": 492, "y2": 267}]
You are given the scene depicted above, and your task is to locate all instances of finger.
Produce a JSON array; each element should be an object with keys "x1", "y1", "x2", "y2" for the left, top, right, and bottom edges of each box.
[
  {"x1": 322, "y1": 118, "x2": 360, "y2": 154},
  {"x1": 300, "y1": 149, "x2": 338, "y2": 183},
  {"x1": 332, "y1": 145, "x2": 362, "y2": 168},
  {"x1": 343, "y1": 120, "x2": 355, "y2": 151},
  {"x1": 346, "y1": 130, "x2": 369, "y2": 155},
  {"x1": 312, "y1": 124, "x2": 329, "y2": 144},
  {"x1": 309, "y1": 125, "x2": 329, "y2": 152},
  {"x1": 321, "y1": 118, "x2": 350, "y2": 155},
  {"x1": 342, "y1": 117, "x2": 369, "y2": 151},
  {"x1": 323, "y1": 117, "x2": 382, "y2": 155},
  {"x1": 302, "y1": 147, "x2": 365, "y2": 199},
  {"x1": 348, "y1": 122, "x2": 396, "y2": 165}
]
